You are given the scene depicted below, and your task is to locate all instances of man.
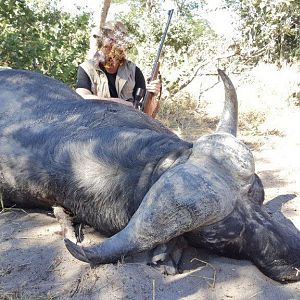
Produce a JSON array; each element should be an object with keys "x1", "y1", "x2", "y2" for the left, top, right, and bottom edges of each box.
[{"x1": 76, "y1": 21, "x2": 161, "y2": 112}]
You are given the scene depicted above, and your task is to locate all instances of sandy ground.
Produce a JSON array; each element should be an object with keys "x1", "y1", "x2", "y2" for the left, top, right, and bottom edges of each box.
[{"x1": 1, "y1": 112, "x2": 300, "y2": 300}]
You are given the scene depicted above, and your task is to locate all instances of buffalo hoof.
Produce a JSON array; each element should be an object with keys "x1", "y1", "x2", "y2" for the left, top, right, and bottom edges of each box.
[
  {"x1": 64, "y1": 238, "x2": 90, "y2": 263},
  {"x1": 152, "y1": 257, "x2": 178, "y2": 275},
  {"x1": 150, "y1": 236, "x2": 188, "y2": 275}
]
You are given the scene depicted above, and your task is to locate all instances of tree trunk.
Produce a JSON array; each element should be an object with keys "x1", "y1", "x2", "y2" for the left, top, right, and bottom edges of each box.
[
  {"x1": 99, "y1": 0, "x2": 111, "y2": 28},
  {"x1": 86, "y1": 0, "x2": 111, "y2": 59}
]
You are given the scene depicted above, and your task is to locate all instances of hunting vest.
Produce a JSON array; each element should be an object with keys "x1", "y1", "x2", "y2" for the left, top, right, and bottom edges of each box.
[{"x1": 80, "y1": 59, "x2": 137, "y2": 101}]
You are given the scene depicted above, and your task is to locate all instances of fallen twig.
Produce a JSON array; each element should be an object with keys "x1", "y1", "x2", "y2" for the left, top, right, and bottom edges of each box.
[
  {"x1": 47, "y1": 257, "x2": 63, "y2": 272},
  {"x1": 0, "y1": 204, "x2": 28, "y2": 215},
  {"x1": 190, "y1": 258, "x2": 217, "y2": 288},
  {"x1": 248, "y1": 291, "x2": 262, "y2": 299},
  {"x1": 16, "y1": 236, "x2": 49, "y2": 240},
  {"x1": 69, "y1": 277, "x2": 81, "y2": 298},
  {"x1": 152, "y1": 279, "x2": 156, "y2": 300},
  {"x1": 0, "y1": 192, "x2": 3, "y2": 212}
]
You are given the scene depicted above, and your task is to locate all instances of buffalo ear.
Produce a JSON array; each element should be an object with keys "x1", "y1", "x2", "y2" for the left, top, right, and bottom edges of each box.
[{"x1": 247, "y1": 174, "x2": 265, "y2": 205}]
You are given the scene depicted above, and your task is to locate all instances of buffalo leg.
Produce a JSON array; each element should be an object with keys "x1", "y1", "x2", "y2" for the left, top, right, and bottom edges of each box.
[
  {"x1": 150, "y1": 236, "x2": 188, "y2": 274},
  {"x1": 53, "y1": 206, "x2": 84, "y2": 243}
]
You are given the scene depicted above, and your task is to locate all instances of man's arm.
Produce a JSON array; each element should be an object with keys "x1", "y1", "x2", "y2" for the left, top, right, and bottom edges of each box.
[{"x1": 76, "y1": 66, "x2": 133, "y2": 106}]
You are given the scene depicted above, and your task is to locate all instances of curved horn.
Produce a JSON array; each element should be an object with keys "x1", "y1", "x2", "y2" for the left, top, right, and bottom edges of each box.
[{"x1": 216, "y1": 69, "x2": 238, "y2": 137}]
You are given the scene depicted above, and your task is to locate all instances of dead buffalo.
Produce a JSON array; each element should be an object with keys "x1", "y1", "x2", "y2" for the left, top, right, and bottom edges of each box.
[{"x1": 0, "y1": 69, "x2": 299, "y2": 283}]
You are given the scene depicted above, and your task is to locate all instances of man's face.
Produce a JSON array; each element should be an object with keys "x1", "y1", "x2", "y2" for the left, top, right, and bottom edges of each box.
[{"x1": 99, "y1": 29, "x2": 127, "y2": 68}]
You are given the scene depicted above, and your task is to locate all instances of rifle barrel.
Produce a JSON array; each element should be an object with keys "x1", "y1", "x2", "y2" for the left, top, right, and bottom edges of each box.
[
  {"x1": 150, "y1": 9, "x2": 174, "y2": 80},
  {"x1": 142, "y1": 9, "x2": 174, "y2": 114}
]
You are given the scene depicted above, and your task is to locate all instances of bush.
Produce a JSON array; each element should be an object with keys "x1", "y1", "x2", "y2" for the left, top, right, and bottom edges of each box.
[{"x1": 0, "y1": 0, "x2": 91, "y2": 87}]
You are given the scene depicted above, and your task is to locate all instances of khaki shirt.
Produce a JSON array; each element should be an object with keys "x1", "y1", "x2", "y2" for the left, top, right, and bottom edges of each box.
[{"x1": 80, "y1": 59, "x2": 136, "y2": 100}]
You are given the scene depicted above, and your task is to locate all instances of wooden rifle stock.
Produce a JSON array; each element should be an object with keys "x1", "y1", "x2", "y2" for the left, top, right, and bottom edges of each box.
[{"x1": 141, "y1": 9, "x2": 174, "y2": 118}]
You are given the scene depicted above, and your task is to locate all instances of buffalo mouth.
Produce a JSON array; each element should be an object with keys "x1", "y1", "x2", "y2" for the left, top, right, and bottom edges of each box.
[
  {"x1": 265, "y1": 260, "x2": 300, "y2": 283},
  {"x1": 186, "y1": 200, "x2": 300, "y2": 283}
]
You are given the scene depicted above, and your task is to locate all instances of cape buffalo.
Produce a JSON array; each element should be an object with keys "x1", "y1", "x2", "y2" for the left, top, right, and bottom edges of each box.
[{"x1": 0, "y1": 69, "x2": 299, "y2": 283}]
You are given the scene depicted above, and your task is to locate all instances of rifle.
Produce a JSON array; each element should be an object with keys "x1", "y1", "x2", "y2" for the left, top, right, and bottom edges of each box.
[{"x1": 138, "y1": 9, "x2": 174, "y2": 118}]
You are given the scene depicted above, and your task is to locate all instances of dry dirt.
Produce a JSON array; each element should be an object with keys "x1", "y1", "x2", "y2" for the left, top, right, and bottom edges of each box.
[{"x1": 1, "y1": 111, "x2": 300, "y2": 300}]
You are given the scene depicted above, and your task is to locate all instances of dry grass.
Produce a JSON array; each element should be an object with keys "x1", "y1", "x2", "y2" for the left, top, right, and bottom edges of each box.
[
  {"x1": 238, "y1": 111, "x2": 266, "y2": 136},
  {"x1": 158, "y1": 62, "x2": 300, "y2": 147},
  {"x1": 0, "y1": 291, "x2": 53, "y2": 300}
]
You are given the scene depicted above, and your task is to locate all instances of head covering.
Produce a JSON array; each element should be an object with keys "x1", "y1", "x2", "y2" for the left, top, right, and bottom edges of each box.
[{"x1": 92, "y1": 21, "x2": 127, "y2": 40}]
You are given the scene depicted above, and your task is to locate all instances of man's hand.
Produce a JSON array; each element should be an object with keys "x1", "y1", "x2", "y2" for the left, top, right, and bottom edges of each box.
[{"x1": 146, "y1": 79, "x2": 161, "y2": 96}]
